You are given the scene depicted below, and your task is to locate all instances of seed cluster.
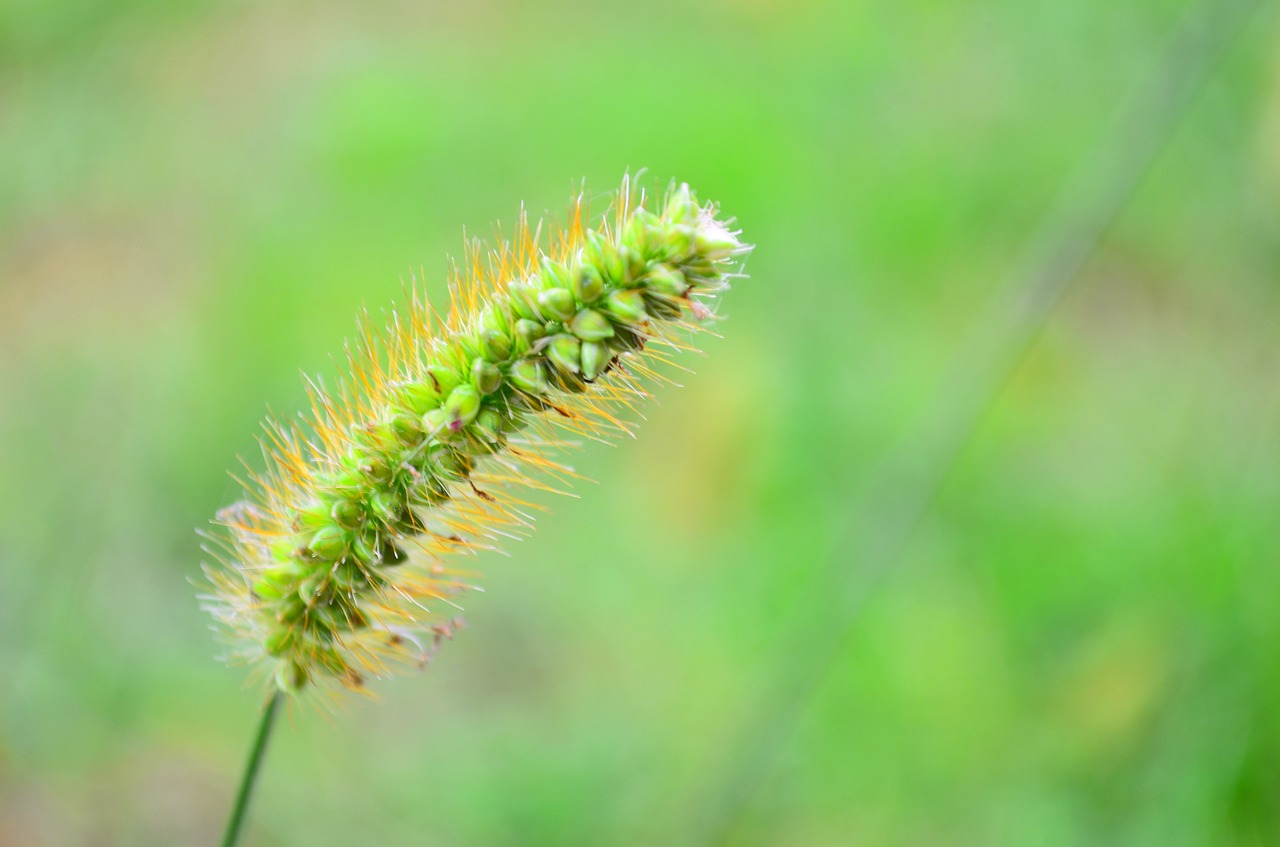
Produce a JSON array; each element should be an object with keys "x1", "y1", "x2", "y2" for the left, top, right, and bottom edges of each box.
[{"x1": 202, "y1": 179, "x2": 748, "y2": 695}]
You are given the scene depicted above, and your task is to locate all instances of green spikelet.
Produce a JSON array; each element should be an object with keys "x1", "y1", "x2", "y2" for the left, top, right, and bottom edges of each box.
[{"x1": 199, "y1": 175, "x2": 750, "y2": 697}]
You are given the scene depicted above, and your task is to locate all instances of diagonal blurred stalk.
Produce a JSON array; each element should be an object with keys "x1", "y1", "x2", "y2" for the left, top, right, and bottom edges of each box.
[
  {"x1": 691, "y1": 0, "x2": 1271, "y2": 841},
  {"x1": 219, "y1": 691, "x2": 282, "y2": 847}
]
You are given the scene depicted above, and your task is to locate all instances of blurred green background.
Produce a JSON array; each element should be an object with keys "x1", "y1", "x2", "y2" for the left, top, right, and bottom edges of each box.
[{"x1": 4, "y1": 0, "x2": 1280, "y2": 844}]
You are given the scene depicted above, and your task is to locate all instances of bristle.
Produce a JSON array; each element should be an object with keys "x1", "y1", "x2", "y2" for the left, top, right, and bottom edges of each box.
[{"x1": 200, "y1": 175, "x2": 751, "y2": 699}]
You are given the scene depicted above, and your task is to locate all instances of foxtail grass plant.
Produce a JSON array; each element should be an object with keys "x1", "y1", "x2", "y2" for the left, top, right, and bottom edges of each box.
[{"x1": 201, "y1": 175, "x2": 749, "y2": 846}]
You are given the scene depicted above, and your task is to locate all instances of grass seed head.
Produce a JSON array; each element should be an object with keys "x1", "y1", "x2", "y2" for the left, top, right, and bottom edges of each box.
[{"x1": 199, "y1": 175, "x2": 751, "y2": 699}]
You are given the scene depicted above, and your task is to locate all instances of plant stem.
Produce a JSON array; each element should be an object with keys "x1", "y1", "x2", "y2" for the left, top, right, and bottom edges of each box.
[
  {"x1": 218, "y1": 691, "x2": 282, "y2": 847},
  {"x1": 690, "y1": 0, "x2": 1269, "y2": 841}
]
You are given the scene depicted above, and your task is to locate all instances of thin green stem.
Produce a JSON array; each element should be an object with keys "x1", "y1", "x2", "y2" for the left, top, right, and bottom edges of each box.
[
  {"x1": 690, "y1": 0, "x2": 1270, "y2": 842},
  {"x1": 218, "y1": 691, "x2": 282, "y2": 847}
]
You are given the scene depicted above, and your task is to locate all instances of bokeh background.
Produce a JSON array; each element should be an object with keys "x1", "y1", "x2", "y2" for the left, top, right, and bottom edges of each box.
[{"x1": 4, "y1": 0, "x2": 1280, "y2": 844}]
